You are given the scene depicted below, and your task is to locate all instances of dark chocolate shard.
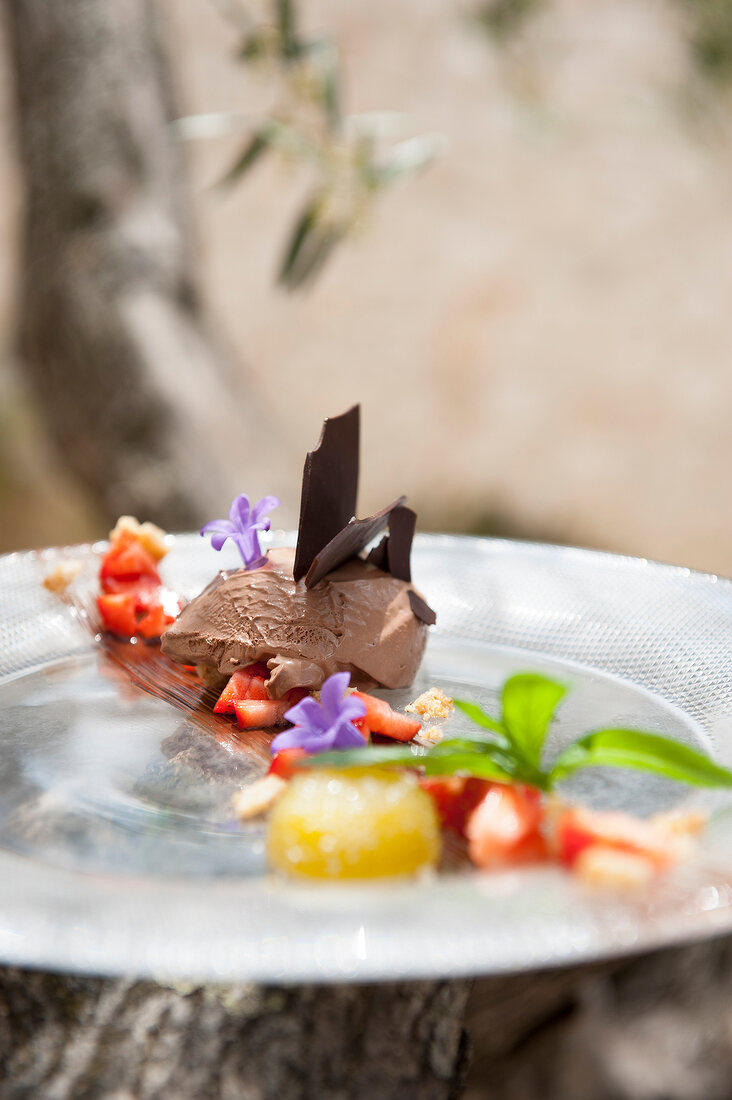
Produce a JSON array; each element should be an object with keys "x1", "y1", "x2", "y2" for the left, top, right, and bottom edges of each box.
[
  {"x1": 305, "y1": 496, "x2": 407, "y2": 588},
  {"x1": 365, "y1": 507, "x2": 416, "y2": 580},
  {"x1": 366, "y1": 536, "x2": 388, "y2": 571},
  {"x1": 293, "y1": 405, "x2": 360, "y2": 582},
  {"x1": 408, "y1": 590, "x2": 437, "y2": 625},
  {"x1": 384, "y1": 505, "x2": 416, "y2": 582}
]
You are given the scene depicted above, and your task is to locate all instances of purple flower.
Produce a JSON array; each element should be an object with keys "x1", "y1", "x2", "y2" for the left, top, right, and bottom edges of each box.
[
  {"x1": 271, "y1": 672, "x2": 367, "y2": 754},
  {"x1": 201, "y1": 493, "x2": 280, "y2": 570}
]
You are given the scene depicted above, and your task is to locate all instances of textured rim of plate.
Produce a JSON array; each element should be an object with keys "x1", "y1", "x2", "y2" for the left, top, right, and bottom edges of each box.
[{"x1": 1, "y1": 533, "x2": 732, "y2": 984}]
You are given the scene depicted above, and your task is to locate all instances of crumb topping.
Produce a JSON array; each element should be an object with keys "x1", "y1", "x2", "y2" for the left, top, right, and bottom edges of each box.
[
  {"x1": 43, "y1": 560, "x2": 82, "y2": 595},
  {"x1": 234, "y1": 774, "x2": 287, "y2": 819},
  {"x1": 109, "y1": 515, "x2": 170, "y2": 560},
  {"x1": 406, "y1": 687, "x2": 454, "y2": 719},
  {"x1": 417, "y1": 726, "x2": 444, "y2": 745}
]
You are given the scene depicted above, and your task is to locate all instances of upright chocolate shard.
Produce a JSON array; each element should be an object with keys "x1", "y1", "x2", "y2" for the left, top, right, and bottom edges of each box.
[
  {"x1": 293, "y1": 405, "x2": 360, "y2": 582},
  {"x1": 305, "y1": 496, "x2": 407, "y2": 588},
  {"x1": 366, "y1": 505, "x2": 416, "y2": 581},
  {"x1": 384, "y1": 505, "x2": 416, "y2": 582}
]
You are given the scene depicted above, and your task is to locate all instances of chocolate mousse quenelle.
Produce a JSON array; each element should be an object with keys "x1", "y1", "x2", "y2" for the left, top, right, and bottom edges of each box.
[{"x1": 161, "y1": 406, "x2": 436, "y2": 703}]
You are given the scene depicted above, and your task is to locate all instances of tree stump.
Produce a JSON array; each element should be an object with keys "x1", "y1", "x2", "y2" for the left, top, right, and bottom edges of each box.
[
  {"x1": 0, "y1": 970, "x2": 472, "y2": 1100},
  {"x1": 2, "y1": 935, "x2": 732, "y2": 1098}
]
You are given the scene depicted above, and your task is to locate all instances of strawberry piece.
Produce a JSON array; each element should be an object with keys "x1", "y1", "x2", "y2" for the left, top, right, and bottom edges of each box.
[
  {"x1": 283, "y1": 686, "x2": 310, "y2": 705},
  {"x1": 420, "y1": 776, "x2": 494, "y2": 836},
  {"x1": 136, "y1": 602, "x2": 176, "y2": 640},
  {"x1": 213, "y1": 663, "x2": 272, "y2": 714},
  {"x1": 351, "y1": 691, "x2": 421, "y2": 742},
  {"x1": 465, "y1": 784, "x2": 547, "y2": 869},
  {"x1": 100, "y1": 530, "x2": 161, "y2": 587},
  {"x1": 97, "y1": 592, "x2": 139, "y2": 638},
  {"x1": 555, "y1": 806, "x2": 675, "y2": 870},
  {"x1": 268, "y1": 747, "x2": 310, "y2": 779},
  {"x1": 353, "y1": 716, "x2": 371, "y2": 742},
  {"x1": 234, "y1": 699, "x2": 290, "y2": 729}
]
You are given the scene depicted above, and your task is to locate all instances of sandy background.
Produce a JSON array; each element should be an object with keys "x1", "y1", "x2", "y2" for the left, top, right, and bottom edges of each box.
[{"x1": 2, "y1": 0, "x2": 732, "y2": 574}]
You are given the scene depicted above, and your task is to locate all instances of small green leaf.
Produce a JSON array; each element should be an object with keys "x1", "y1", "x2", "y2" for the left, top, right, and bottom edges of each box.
[
  {"x1": 219, "y1": 130, "x2": 272, "y2": 188},
  {"x1": 501, "y1": 673, "x2": 566, "y2": 767},
  {"x1": 453, "y1": 700, "x2": 507, "y2": 739},
  {"x1": 276, "y1": 0, "x2": 299, "y2": 60},
  {"x1": 302, "y1": 738, "x2": 523, "y2": 785},
  {"x1": 550, "y1": 729, "x2": 732, "y2": 789},
  {"x1": 367, "y1": 133, "x2": 446, "y2": 188},
  {"x1": 421, "y1": 753, "x2": 514, "y2": 783},
  {"x1": 278, "y1": 200, "x2": 344, "y2": 290},
  {"x1": 304, "y1": 744, "x2": 423, "y2": 770}
]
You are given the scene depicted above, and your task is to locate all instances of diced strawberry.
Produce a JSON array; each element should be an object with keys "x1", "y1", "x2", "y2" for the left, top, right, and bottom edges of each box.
[
  {"x1": 100, "y1": 530, "x2": 161, "y2": 586},
  {"x1": 246, "y1": 676, "x2": 270, "y2": 701},
  {"x1": 351, "y1": 691, "x2": 421, "y2": 742},
  {"x1": 268, "y1": 747, "x2": 311, "y2": 779},
  {"x1": 136, "y1": 602, "x2": 176, "y2": 640},
  {"x1": 465, "y1": 784, "x2": 547, "y2": 869},
  {"x1": 283, "y1": 686, "x2": 310, "y2": 704},
  {"x1": 100, "y1": 573, "x2": 163, "y2": 598},
  {"x1": 214, "y1": 664, "x2": 273, "y2": 714},
  {"x1": 353, "y1": 716, "x2": 371, "y2": 742},
  {"x1": 97, "y1": 592, "x2": 139, "y2": 638},
  {"x1": 554, "y1": 806, "x2": 675, "y2": 870},
  {"x1": 420, "y1": 776, "x2": 494, "y2": 836},
  {"x1": 234, "y1": 699, "x2": 290, "y2": 729}
]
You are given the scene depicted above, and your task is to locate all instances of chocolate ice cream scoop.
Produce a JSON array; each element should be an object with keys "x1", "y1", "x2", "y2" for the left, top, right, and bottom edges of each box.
[{"x1": 161, "y1": 547, "x2": 429, "y2": 698}]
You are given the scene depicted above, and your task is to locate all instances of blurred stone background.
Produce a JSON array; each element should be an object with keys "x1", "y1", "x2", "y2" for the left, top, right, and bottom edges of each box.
[{"x1": 2, "y1": 0, "x2": 732, "y2": 573}]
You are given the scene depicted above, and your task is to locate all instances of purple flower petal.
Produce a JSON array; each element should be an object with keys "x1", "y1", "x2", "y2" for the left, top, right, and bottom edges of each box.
[
  {"x1": 329, "y1": 719, "x2": 368, "y2": 750},
  {"x1": 229, "y1": 494, "x2": 251, "y2": 528},
  {"x1": 270, "y1": 726, "x2": 317, "y2": 753},
  {"x1": 251, "y1": 495, "x2": 281, "y2": 524},
  {"x1": 319, "y1": 671, "x2": 352, "y2": 719},
  {"x1": 209, "y1": 531, "x2": 231, "y2": 552},
  {"x1": 284, "y1": 694, "x2": 328, "y2": 731},
  {"x1": 339, "y1": 694, "x2": 367, "y2": 723},
  {"x1": 200, "y1": 519, "x2": 236, "y2": 536}
]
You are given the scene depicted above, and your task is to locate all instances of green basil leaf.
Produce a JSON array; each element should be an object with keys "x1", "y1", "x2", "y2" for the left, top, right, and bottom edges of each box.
[
  {"x1": 501, "y1": 673, "x2": 566, "y2": 767},
  {"x1": 303, "y1": 745, "x2": 422, "y2": 770},
  {"x1": 420, "y1": 754, "x2": 514, "y2": 783},
  {"x1": 302, "y1": 738, "x2": 518, "y2": 783},
  {"x1": 550, "y1": 729, "x2": 732, "y2": 788},
  {"x1": 453, "y1": 700, "x2": 508, "y2": 740}
]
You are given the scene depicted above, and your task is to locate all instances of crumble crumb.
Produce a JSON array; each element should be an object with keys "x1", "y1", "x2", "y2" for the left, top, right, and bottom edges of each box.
[
  {"x1": 109, "y1": 515, "x2": 170, "y2": 560},
  {"x1": 574, "y1": 845, "x2": 655, "y2": 890},
  {"x1": 650, "y1": 810, "x2": 707, "y2": 838},
  {"x1": 43, "y1": 560, "x2": 82, "y2": 595},
  {"x1": 233, "y1": 774, "x2": 287, "y2": 819},
  {"x1": 417, "y1": 726, "x2": 443, "y2": 745},
  {"x1": 406, "y1": 687, "x2": 454, "y2": 720}
]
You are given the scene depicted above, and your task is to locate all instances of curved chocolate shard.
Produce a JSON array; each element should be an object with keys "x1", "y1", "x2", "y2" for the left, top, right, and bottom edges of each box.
[
  {"x1": 408, "y1": 589, "x2": 437, "y2": 625},
  {"x1": 304, "y1": 496, "x2": 407, "y2": 588},
  {"x1": 293, "y1": 405, "x2": 360, "y2": 582}
]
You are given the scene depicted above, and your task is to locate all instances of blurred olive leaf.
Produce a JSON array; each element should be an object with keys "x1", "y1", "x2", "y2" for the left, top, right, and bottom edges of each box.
[{"x1": 174, "y1": 0, "x2": 442, "y2": 290}]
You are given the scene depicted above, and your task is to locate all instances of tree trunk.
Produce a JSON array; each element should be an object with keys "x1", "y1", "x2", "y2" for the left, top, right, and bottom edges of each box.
[
  {"x1": 3, "y1": 0, "x2": 270, "y2": 530},
  {"x1": 0, "y1": 969, "x2": 472, "y2": 1099},
  {"x1": 3, "y1": 936, "x2": 732, "y2": 1098},
  {"x1": 464, "y1": 934, "x2": 732, "y2": 1100}
]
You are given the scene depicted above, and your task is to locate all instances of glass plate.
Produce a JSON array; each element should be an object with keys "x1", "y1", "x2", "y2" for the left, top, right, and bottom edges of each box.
[{"x1": 2, "y1": 532, "x2": 732, "y2": 983}]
